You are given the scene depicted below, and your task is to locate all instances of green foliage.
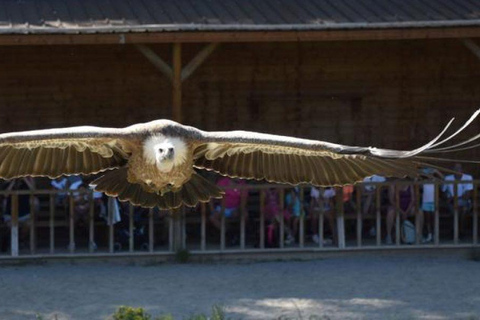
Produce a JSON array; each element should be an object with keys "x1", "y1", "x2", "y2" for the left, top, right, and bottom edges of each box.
[
  {"x1": 112, "y1": 306, "x2": 152, "y2": 320},
  {"x1": 175, "y1": 248, "x2": 191, "y2": 263},
  {"x1": 109, "y1": 305, "x2": 225, "y2": 320}
]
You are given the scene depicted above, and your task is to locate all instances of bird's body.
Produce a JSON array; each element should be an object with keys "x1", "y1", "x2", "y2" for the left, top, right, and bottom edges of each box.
[{"x1": 0, "y1": 112, "x2": 479, "y2": 209}]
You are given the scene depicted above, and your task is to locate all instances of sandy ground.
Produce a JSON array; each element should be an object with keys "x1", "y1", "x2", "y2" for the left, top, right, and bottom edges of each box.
[{"x1": 0, "y1": 255, "x2": 479, "y2": 320}]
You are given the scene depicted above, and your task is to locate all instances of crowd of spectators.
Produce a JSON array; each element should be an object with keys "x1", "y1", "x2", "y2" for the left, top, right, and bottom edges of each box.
[{"x1": 0, "y1": 162, "x2": 477, "y2": 252}]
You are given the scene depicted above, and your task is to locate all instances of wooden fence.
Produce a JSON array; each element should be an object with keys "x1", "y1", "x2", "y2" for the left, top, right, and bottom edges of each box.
[{"x1": 0, "y1": 180, "x2": 479, "y2": 259}]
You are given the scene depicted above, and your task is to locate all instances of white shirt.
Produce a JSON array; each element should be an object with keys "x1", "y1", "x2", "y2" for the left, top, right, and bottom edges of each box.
[
  {"x1": 363, "y1": 175, "x2": 386, "y2": 192},
  {"x1": 443, "y1": 174, "x2": 473, "y2": 197},
  {"x1": 310, "y1": 187, "x2": 336, "y2": 200}
]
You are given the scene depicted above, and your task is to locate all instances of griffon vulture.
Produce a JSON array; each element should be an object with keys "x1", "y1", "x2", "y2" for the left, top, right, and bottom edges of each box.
[{"x1": 0, "y1": 110, "x2": 479, "y2": 209}]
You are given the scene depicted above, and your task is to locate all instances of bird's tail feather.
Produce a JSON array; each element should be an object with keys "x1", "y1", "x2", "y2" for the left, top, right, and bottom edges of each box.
[{"x1": 90, "y1": 168, "x2": 224, "y2": 209}]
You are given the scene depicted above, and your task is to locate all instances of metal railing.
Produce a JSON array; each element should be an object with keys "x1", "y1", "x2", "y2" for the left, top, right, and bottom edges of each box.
[{"x1": 0, "y1": 180, "x2": 478, "y2": 258}]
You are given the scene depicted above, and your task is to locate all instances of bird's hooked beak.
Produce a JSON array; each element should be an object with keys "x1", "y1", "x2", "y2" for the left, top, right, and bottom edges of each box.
[{"x1": 157, "y1": 146, "x2": 175, "y2": 162}]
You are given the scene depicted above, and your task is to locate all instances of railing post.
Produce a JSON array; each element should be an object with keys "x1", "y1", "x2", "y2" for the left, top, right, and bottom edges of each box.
[
  {"x1": 356, "y1": 185, "x2": 362, "y2": 247},
  {"x1": 88, "y1": 191, "x2": 95, "y2": 253},
  {"x1": 129, "y1": 204, "x2": 134, "y2": 252},
  {"x1": 299, "y1": 187, "x2": 305, "y2": 248},
  {"x1": 395, "y1": 186, "x2": 400, "y2": 246},
  {"x1": 29, "y1": 194, "x2": 36, "y2": 254},
  {"x1": 220, "y1": 199, "x2": 226, "y2": 251},
  {"x1": 108, "y1": 197, "x2": 114, "y2": 253},
  {"x1": 149, "y1": 208, "x2": 154, "y2": 252},
  {"x1": 240, "y1": 191, "x2": 246, "y2": 250},
  {"x1": 259, "y1": 190, "x2": 265, "y2": 249},
  {"x1": 376, "y1": 186, "x2": 382, "y2": 246},
  {"x1": 168, "y1": 215, "x2": 173, "y2": 252},
  {"x1": 434, "y1": 183, "x2": 440, "y2": 246},
  {"x1": 49, "y1": 194, "x2": 55, "y2": 254},
  {"x1": 11, "y1": 194, "x2": 19, "y2": 257},
  {"x1": 69, "y1": 193, "x2": 75, "y2": 253},
  {"x1": 454, "y1": 182, "x2": 459, "y2": 245},
  {"x1": 182, "y1": 207, "x2": 186, "y2": 249},
  {"x1": 414, "y1": 184, "x2": 421, "y2": 245},
  {"x1": 336, "y1": 189, "x2": 345, "y2": 249},
  {"x1": 319, "y1": 196, "x2": 324, "y2": 248},
  {"x1": 201, "y1": 203, "x2": 206, "y2": 251},
  {"x1": 279, "y1": 188, "x2": 285, "y2": 249},
  {"x1": 474, "y1": 183, "x2": 478, "y2": 245}
]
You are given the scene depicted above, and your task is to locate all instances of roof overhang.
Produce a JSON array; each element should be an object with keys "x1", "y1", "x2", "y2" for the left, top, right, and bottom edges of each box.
[{"x1": 1, "y1": 25, "x2": 479, "y2": 46}]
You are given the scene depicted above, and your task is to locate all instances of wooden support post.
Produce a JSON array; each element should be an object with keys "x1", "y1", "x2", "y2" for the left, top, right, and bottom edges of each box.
[
  {"x1": 129, "y1": 204, "x2": 134, "y2": 252},
  {"x1": 462, "y1": 38, "x2": 480, "y2": 61},
  {"x1": 299, "y1": 188, "x2": 305, "y2": 248},
  {"x1": 182, "y1": 207, "x2": 186, "y2": 249},
  {"x1": 201, "y1": 203, "x2": 206, "y2": 251},
  {"x1": 376, "y1": 187, "x2": 381, "y2": 246},
  {"x1": 414, "y1": 184, "x2": 421, "y2": 245},
  {"x1": 454, "y1": 182, "x2": 459, "y2": 244},
  {"x1": 474, "y1": 184, "x2": 478, "y2": 245},
  {"x1": 319, "y1": 196, "x2": 324, "y2": 248},
  {"x1": 395, "y1": 187, "x2": 400, "y2": 246},
  {"x1": 88, "y1": 192, "x2": 95, "y2": 253},
  {"x1": 168, "y1": 216, "x2": 173, "y2": 252},
  {"x1": 356, "y1": 186, "x2": 362, "y2": 247},
  {"x1": 434, "y1": 183, "x2": 440, "y2": 246},
  {"x1": 69, "y1": 194, "x2": 75, "y2": 253},
  {"x1": 181, "y1": 43, "x2": 219, "y2": 81},
  {"x1": 172, "y1": 43, "x2": 182, "y2": 123},
  {"x1": 108, "y1": 198, "x2": 114, "y2": 253},
  {"x1": 29, "y1": 194, "x2": 36, "y2": 254},
  {"x1": 149, "y1": 208, "x2": 154, "y2": 252},
  {"x1": 240, "y1": 194, "x2": 246, "y2": 250},
  {"x1": 336, "y1": 189, "x2": 345, "y2": 249},
  {"x1": 11, "y1": 194, "x2": 19, "y2": 257},
  {"x1": 220, "y1": 199, "x2": 226, "y2": 251},
  {"x1": 259, "y1": 190, "x2": 265, "y2": 249},
  {"x1": 49, "y1": 194, "x2": 55, "y2": 254},
  {"x1": 135, "y1": 44, "x2": 173, "y2": 80},
  {"x1": 171, "y1": 208, "x2": 184, "y2": 251},
  {"x1": 279, "y1": 188, "x2": 285, "y2": 249}
]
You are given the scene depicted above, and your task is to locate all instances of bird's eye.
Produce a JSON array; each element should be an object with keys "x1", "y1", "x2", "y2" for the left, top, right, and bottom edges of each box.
[
  {"x1": 158, "y1": 148, "x2": 164, "y2": 153},
  {"x1": 168, "y1": 147, "x2": 174, "y2": 153}
]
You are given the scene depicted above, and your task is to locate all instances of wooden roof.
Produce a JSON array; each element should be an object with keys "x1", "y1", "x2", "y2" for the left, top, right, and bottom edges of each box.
[{"x1": 0, "y1": 0, "x2": 479, "y2": 34}]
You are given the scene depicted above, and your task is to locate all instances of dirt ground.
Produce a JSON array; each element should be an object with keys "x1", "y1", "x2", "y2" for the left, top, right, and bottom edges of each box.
[{"x1": 0, "y1": 254, "x2": 479, "y2": 320}]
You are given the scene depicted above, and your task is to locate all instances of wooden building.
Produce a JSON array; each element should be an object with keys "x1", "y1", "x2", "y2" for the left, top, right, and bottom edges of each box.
[{"x1": 0, "y1": 0, "x2": 480, "y2": 170}]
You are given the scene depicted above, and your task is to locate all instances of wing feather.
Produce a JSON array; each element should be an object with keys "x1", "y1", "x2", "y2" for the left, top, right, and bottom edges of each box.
[
  {"x1": 0, "y1": 124, "x2": 135, "y2": 179},
  {"x1": 192, "y1": 109, "x2": 480, "y2": 186}
]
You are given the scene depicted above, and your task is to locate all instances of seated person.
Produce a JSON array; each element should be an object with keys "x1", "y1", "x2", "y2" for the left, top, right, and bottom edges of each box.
[
  {"x1": 362, "y1": 175, "x2": 386, "y2": 237},
  {"x1": 385, "y1": 180, "x2": 423, "y2": 244},
  {"x1": 2, "y1": 177, "x2": 39, "y2": 246},
  {"x1": 442, "y1": 163, "x2": 473, "y2": 236},
  {"x1": 362, "y1": 175, "x2": 386, "y2": 215},
  {"x1": 420, "y1": 167, "x2": 443, "y2": 243},
  {"x1": 51, "y1": 177, "x2": 68, "y2": 207},
  {"x1": 209, "y1": 177, "x2": 248, "y2": 244},
  {"x1": 309, "y1": 187, "x2": 336, "y2": 245},
  {"x1": 264, "y1": 188, "x2": 293, "y2": 247}
]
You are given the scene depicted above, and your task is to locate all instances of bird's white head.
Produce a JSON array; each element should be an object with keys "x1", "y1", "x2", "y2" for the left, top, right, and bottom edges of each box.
[{"x1": 143, "y1": 134, "x2": 188, "y2": 172}]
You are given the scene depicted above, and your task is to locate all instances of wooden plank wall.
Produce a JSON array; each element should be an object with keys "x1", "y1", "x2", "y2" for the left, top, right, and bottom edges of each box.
[{"x1": 0, "y1": 39, "x2": 480, "y2": 171}]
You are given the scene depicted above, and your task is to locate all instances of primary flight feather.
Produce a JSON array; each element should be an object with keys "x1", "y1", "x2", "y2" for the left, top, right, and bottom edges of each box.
[{"x1": 0, "y1": 110, "x2": 478, "y2": 209}]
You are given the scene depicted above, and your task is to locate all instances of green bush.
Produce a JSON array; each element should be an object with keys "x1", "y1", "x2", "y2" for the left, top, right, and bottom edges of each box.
[
  {"x1": 109, "y1": 305, "x2": 225, "y2": 320},
  {"x1": 111, "y1": 306, "x2": 152, "y2": 320}
]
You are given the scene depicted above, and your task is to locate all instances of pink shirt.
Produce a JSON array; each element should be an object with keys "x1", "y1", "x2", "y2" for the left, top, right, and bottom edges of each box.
[{"x1": 217, "y1": 177, "x2": 247, "y2": 209}]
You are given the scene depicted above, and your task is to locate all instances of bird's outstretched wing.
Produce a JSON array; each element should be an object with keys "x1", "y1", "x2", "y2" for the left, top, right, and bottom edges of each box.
[
  {"x1": 193, "y1": 110, "x2": 480, "y2": 186},
  {"x1": 0, "y1": 125, "x2": 133, "y2": 179}
]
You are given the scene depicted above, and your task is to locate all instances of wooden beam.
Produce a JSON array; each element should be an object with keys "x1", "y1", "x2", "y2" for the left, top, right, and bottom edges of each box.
[
  {"x1": 1, "y1": 27, "x2": 480, "y2": 45},
  {"x1": 135, "y1": 44, "x2": 173, "y2": 81},
  {"x1": 172, "y1": 43, "x2": 182, "y2": 123},
  {"x1": 462, "y1": 38, "x2": 480, "y2": 61},
  {"x1": 181, "y1": 43, "x2": 218, "y2": 81}
]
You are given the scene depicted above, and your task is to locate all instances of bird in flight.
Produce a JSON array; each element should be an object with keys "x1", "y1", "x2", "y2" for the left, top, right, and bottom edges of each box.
[{"x1": 0, "y1": 110, "x2": 478, "y2": 209}]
